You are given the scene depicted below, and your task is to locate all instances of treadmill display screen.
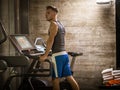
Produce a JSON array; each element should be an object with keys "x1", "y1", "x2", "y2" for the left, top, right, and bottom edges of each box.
[{"x1": 15, "y1": 36, "x2": 33, "y2": 49}]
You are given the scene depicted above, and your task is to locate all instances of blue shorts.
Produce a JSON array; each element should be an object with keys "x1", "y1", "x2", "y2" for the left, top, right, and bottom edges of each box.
[{"x1": 52, "y1": 51, "x2": 72, "y2": 78}]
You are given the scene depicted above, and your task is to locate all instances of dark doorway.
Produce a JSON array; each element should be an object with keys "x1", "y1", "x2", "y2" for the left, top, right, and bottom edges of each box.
[{"x1": 116, "y1": 0, "x2": 120, "y2": 69}]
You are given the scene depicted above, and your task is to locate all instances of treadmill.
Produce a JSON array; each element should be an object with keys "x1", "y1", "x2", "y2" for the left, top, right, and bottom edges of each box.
[
  {"x1": 0, "y1": 20, "x2": 31, "y2": 71},
  {"x1": 0, "y1": 21, "x2": 51, "y2": 90},
  {"x1": 0, "y1": 20, "x2": 31, "y2": 90}
]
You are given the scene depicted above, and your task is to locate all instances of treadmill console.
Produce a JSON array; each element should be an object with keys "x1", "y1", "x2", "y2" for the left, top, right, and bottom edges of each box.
[{"x1": 9, "y1": 35, "x2": 46, "y2": 56}]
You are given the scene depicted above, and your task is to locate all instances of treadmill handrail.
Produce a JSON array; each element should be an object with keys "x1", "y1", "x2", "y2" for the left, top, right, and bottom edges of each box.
[{"x1": 0, "y1": 21, "x2": 7, "y2": 45}]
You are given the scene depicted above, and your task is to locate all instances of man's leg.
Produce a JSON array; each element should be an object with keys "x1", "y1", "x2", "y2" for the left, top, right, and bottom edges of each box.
[
  {"x1": 52, "y1": 78, "x2": 60, "y2": 90},
  {"x1": 66, "y1": 76, "x2": 80, "y2": 90}
]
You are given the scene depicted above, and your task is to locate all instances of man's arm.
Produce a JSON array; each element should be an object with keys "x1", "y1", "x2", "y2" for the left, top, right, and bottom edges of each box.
[
  {"x1": 45, "y1": 21, "x2": 58, "y2": 55},
  {"x1": 40, "y1": 21, "x2": 58, "y2": 61}
]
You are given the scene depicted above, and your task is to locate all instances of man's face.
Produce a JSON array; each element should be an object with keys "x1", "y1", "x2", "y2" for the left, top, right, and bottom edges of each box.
[{"x1": 46, "y1": 9, "x2": 56, "y2": 21}]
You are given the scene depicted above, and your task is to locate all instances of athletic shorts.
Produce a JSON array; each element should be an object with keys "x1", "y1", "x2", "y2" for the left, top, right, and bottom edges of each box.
[{"x1": 52, "y1": 51, "x2": 72, "y2": 78}]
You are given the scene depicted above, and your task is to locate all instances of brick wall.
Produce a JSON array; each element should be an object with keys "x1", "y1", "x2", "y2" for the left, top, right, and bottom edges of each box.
[{"x1": 29, "y1": 0, "x2": 116, "y2": 90}]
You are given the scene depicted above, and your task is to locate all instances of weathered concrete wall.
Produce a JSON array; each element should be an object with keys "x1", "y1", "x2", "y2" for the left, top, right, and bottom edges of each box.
[
  {"x1": 29, "y1": 0, "x2": 116, "y2": 90},
  {"x1": 0, "y1": 0, "x2": 116, "y2": 90},
  {"x1": 30, "y1": 0, "x2": 115, "y2": 90}
]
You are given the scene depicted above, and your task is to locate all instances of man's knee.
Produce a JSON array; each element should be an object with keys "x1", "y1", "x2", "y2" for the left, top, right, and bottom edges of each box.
[{"x1": 66, "y1": 75, "x2": 74, "y2": 80}]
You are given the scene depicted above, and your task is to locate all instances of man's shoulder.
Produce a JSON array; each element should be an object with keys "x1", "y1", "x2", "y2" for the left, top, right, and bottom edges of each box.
[
  {"x1": 51, "y1": 21, "x2": 57, "y2": 24},
  {"x1": 50, "y1": 21, "x2": 58, "y2": 27}
]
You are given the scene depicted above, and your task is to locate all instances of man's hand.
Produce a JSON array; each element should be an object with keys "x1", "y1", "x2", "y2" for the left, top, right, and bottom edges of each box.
[{"x1": 39, "y1": 54, "x2": 47, "y2": 62}]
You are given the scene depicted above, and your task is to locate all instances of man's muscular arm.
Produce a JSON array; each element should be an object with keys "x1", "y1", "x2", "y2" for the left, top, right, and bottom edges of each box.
[{"x1": 40, "y1": 21, "x2": 58, "y2": 61}]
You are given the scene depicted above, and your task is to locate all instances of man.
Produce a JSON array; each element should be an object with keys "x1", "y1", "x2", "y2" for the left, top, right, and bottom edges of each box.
[{"x1": 40, "y1": 5, "x2": 80, "y2": 90}]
